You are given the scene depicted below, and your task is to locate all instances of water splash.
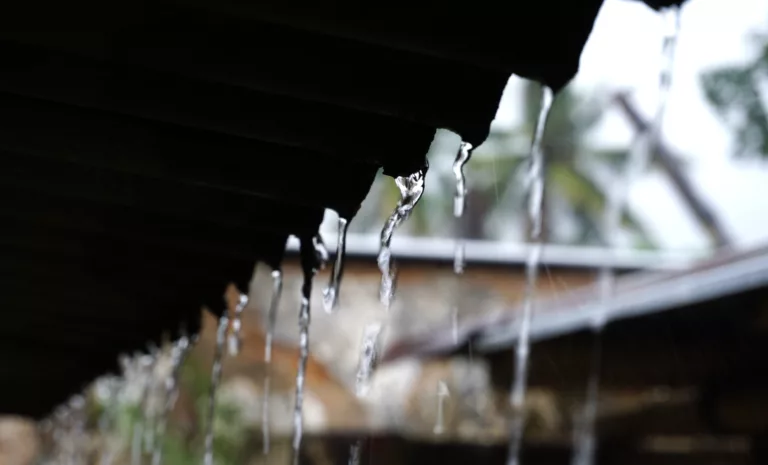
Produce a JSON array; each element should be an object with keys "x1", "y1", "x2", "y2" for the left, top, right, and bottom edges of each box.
[
  {"x1": 571, "y1": 8, "x2": 681, "y2": 465},
  {"x1": 323, "y1": 217, "x2": 350, "y2": 313},
  {"x1": 263, "y1": 268, "x2": 284, "y2": 455},
  {"x1": 433, "y1": 381, "x2": 450, "y2": 435},
  {"x1": 377, "y1": 169, "x2": 426, "y2": 308},
  {"x1": 151, "y1": 334, "x2": 193, "y2": 465},
  {"x1": 203, "y1": 314, "x2": 230, "y2": 465},
  {"x1": 453, "y1": 142, "x2": 473, "y2": 274},
  {"x1": 227, "y1": 293, "x2": 250, "y2": 356},
  {"x1": 348, "y1": 323, "x2": 383, "y2": 465},
  {"x1": 292, "y1": 239, "x2": 319, "y2": 465},
  {"x1": 507, "y1": 85, "x2": 554, "y2": 465}
]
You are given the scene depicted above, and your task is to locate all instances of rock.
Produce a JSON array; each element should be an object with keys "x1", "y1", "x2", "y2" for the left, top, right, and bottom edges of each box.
[{"x1": 0, "y1": 416, "x2": 39, "y2": 465}]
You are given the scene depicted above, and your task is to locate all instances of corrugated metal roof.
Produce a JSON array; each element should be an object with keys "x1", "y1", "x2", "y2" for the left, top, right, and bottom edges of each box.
[
  {"x1": 286, "y1": 234, "x2": 702, "y2": 271},
  {"x1": 384, "y1": 243, "x2": 768, "y2": 361}
]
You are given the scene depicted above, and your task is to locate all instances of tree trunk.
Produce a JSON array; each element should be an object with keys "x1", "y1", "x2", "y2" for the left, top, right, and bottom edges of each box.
[{"x1": 613, "y1": 93, "x2": 732, "y2": 249}]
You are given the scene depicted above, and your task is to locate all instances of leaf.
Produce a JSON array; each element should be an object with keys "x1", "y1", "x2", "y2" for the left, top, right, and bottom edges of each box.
[
  {"x1": 701, "y1": 63, "x2": 768, "y2": 158},
  {"x1": 546, "y1": 162, "x2": 653, "y2": 246}
]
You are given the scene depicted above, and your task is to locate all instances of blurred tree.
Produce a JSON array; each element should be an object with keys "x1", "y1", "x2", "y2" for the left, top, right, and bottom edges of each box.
[
  {"x1": 353, "y1": 81, "x2": 655, "y2": 248},
  {"x1": 701, "y1": 28, "x2": 768, "y2": 158}
]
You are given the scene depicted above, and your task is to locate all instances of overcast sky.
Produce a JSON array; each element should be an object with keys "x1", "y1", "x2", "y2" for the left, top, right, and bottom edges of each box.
[{"x1": 494, "y1": 0, "x2": 768, "y2": 252}]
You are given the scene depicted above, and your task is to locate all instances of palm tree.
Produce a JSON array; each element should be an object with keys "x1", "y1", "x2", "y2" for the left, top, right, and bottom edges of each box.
[{"x1": 352, "y1": 81, "x2": 655, "y2": 248}]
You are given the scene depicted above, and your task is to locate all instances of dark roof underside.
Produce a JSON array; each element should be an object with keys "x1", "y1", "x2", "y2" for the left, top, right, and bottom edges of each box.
[{"x1": 0, "y1": 0, "x2": 682, "y2": 418}]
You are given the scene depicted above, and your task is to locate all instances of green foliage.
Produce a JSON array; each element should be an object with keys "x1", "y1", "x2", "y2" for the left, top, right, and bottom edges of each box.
[
  {"x1": 352, "y1": 80, "x2": 658, "y2": 248},
  {"x1": 701, "y1": 27, "x2": 768, "y2": 158}
]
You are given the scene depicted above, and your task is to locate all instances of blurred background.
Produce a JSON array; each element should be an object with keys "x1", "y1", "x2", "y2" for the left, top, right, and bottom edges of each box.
[{"x1": 4, "y1": 0, "x2": 768, "y2": 463}]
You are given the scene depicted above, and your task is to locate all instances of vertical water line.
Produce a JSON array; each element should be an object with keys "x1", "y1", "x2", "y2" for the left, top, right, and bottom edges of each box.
[
  {"x1": 507, "y1": 85, "x2": 555, "y2": 465},
  {"x1": 571, "y1": 7, "x2": 682, "y2": 465}
]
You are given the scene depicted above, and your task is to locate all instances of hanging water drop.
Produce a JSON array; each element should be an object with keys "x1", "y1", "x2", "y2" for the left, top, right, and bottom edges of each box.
[
  {"x1": 228, "y1": 293, "x2": 250, "y2": 356},
  {"x1": 152, "y1": 334, "x2": 193, "y2": 465},
  {"x1": 453, "y1": 142, "x2": 473, "y2": 274},
  {"x1": 507, "y1": 84, "x2": 554, "y2": 465},
  {"x1": 377, "y1": 169, "x2": 426, "y2": 308},
  {"x1": 323, "y1": 217, "x2": 350, "y2": 313},
  {"x1": 433, "y1": 381, "x2": 450, "y2": 435},
  {"x1": 263, "y1": 268, "x2": 284, "y2": 455},
  {"x1": 203, "y1": 314, "x2": 230, "y2": 465},
  {"x1": 313, "y1": 234, "x2": 330, "y2": 269},
  {"x1": 292, "y1": 238, "x2": 320, "y2": 465}
]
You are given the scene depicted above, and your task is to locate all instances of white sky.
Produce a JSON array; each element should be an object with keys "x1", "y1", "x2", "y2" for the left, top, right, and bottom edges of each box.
[{"x1": 494, "y1": 0, "x2": 768, "y2": 252}]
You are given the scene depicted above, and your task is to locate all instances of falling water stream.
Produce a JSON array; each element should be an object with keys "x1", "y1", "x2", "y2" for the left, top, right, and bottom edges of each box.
[
  {"x1": 451, "y1": 142, "x2": 473, "y2": 344},
  {"x1": 203, "y1": 314, "x2": 230, "y2": 465},
  {"x1": 348, "y1": 323, "x2": 383, "y2": 465},
  {"x1": 291, "y1": 238, "x2": 321, "y2": 465},
  {"x1": 571, "y1": 7, "x2": 681, "y2": 465},
  {"x1": 228, "y1": 293, "x2": 250, "y2": 356},
  {"x1": 263, "y1": 268, "x2": 284, "y2": 455},
  {"x1": 324, "y1": 217, "x2": 350, "y2": 313},
  {"x1": 453, "y1": 142, "x2": 473, "y2": 274},
  {"x1": 377, "y1": 169, "x2": 427, "y2": 308},
  {"x1": 507, "y1": 84, "x2": 555, "y2": 465}
]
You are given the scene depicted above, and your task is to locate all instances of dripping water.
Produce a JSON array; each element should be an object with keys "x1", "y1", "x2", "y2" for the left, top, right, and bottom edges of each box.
[
  {"x1": 313, "y1": 234, "x2": 330, "y2": 268},
  {"x1": 348, "y1": 323, "x2": 383, "y2": 465},
  {"x1": 453, "y1": 142, "x2": 473, "y2": 274},
  {"x1": 355, "y1": 323, "x2": 382, "y2": 399},
  {"x1": 263, "y1": 268, "x2": 284, "y2": 455},
  {"x1": 571, "y1": 7, "x2": 681, "y2": 465},
  {"x1": 450, "y1": 142, "x2": 473, "y2": 349},
  {"x1": 323, "y1": 217, "x2": 350, "y2": 313},
  {"x1": 228, "y1": 293, "x2": 250, "y2": 356},
  {"x1": 203, "y1": 314, "x2": 230, "y2": 465},
  {"x1": 507, "y1": 85, "x2": 554, "y2": 465},
  {"x1": 151, "y1": 334, "x2": 193, "y2": 465},
  {"x1": 433, "y1": 381, "x2": 450, "y2": 435},
  {"x1": 377, "y1": 169, "x2": 426, "y2": 308},
  {"x1": 292, "y1": 238, "x2": 320, "y2": 465}
]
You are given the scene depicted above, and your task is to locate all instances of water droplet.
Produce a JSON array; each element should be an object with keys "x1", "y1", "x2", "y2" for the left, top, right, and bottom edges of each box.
[
  {"x1": 263, "y1": 268, "x2": 284, "y2": 455},
  {"x1": 355, "y1": 323, "x2": 382, "y2": 398},
  {"x1": 377, "y1": 169, "x2": 426, "y2": 308},
  {"x1": 453, "y1": 142, "x2": 473, "y2": 219},
  {"x1": 323, "y1": 217, "x2": 350, "y2": 313},
  {"x1": 227, "y1": 293, "x2": 250, "y2": 356},
  {"x1": 347, "y1": 322, "x2": 382, "y2": 465},
  {"x1": 507, "y1": 84, "x2": 554, "y2": 465},
  {"x1": 433, "y1": 381, "x2": 450, "y2": 435},
  {"x1": 203, "y1": 314, "x2": 230, "y2": 465}
]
